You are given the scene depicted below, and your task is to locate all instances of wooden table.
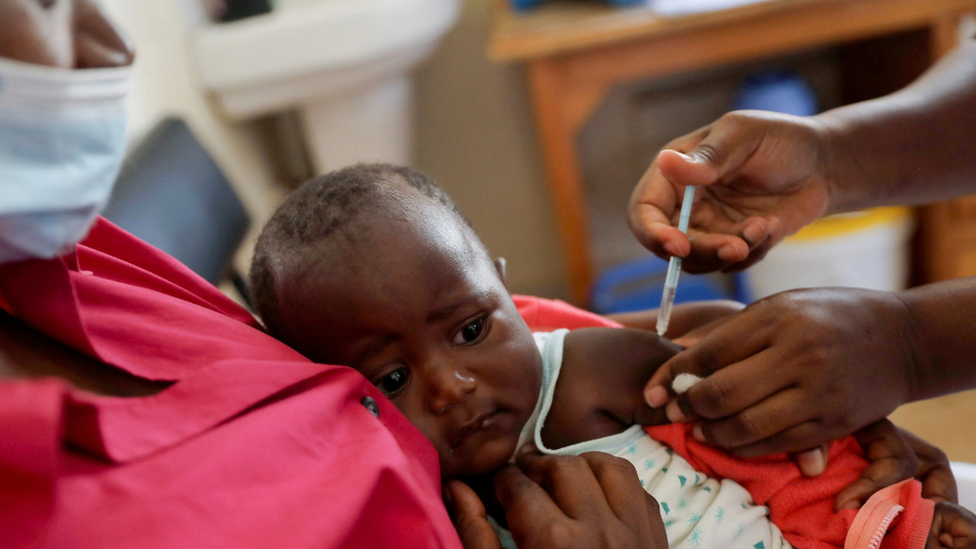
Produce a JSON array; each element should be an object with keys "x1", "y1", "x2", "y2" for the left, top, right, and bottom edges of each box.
[{"x1": 489, "y1": 0, "x2": 976, "y2": 305}]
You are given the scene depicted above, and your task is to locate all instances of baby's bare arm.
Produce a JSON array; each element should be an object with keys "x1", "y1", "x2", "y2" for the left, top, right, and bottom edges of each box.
[
  {"x1": 541, "y1": 328, "x2": 681, "y2": 450},
  {"x1": 604, "y1": 300, "x2": 744, "y2": 341}
]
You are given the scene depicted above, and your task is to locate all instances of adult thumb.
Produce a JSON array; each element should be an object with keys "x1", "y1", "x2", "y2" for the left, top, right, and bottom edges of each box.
[
  {"x1": 658, "y1": 119, "x2": 762, "y2": 188},
  {"x1": 443, "y1": 480, "x2": 502, "y2": 549},
  {"x1": 656, "y1": 149, "x2": 721, "y2": 187},
  {"x1": 792, "y1": 445, "x2": 829, "y2": 477}
]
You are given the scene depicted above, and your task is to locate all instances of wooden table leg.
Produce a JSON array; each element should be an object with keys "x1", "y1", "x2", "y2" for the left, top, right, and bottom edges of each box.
[
  {"x1": 527, "y1": 58, "x2": 608, "y2": 306},
  {"x1": 918, "y1": 12, "x2": 976, "y2": 284}
]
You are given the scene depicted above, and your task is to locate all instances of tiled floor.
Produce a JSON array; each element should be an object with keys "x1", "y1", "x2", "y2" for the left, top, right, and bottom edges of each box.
[{"x1": 890, "y1": 390, "x2": 976, "y2": 464}]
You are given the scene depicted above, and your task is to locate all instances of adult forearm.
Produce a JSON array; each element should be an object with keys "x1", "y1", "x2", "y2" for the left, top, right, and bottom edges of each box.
[
  {"x1": 819, "y1": 39, "x2": 976, "y2": 213},
  {"x1": 898, "y1": 276, "x2": 976, "y2": 402}
]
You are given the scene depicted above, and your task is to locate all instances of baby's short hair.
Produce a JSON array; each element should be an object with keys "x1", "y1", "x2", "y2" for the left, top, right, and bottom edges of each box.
[{"x1": 249, "y1": 163, "x2": 478, "y2": 337}]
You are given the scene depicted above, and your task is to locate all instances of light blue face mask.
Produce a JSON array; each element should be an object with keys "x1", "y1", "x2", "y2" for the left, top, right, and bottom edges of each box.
[{"x1": 0, "y1": 56, "x2": 131, "y2": 264}]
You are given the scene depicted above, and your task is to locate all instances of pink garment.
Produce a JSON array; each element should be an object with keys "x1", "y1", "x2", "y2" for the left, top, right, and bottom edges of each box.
[
  {"x1": 845, "y1": 479, "x2": 934, "y2": 549},
  {"x1": 0, "y1": 218, "x2": 461, "y2": 549}
]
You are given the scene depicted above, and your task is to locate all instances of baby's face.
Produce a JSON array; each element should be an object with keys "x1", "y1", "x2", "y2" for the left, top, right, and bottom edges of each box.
[{"x1": 276, "y1": 196, "x2": 542, "y2": 479}]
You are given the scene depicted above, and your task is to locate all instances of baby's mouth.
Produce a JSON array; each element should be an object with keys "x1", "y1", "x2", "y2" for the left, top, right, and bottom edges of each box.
[{"x1": 450, "y1": 410, "x2": 500, "y2": 450}]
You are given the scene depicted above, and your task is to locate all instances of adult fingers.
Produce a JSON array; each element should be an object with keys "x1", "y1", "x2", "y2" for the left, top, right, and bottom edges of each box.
[
  {"x1": 644, "y1": 148, "x2": 759, "y2": 270},
  {"x1": 681, "y1": 232, "x2": 750, "y2": 273},
  {"x1": 551, "y1": 452, "x2": 668, "y2": 548},
  {"x1": 630, "y1": 145, "x2": 762, "y2": 271},
  {"x1": 660, "y1": 114, "x2": 763, "y2": 184},
  {"x1": 73, "y1": 0, "x2": 134, "y2": 68},
  {"x1": 645, "y1": 309, "x2": 775, "y2": 412},
  {"x1": 724, "y1": 418, "x2": 840, "y2": 458},
  {"x1": 695, "y1": 387, "x2": 823, "y2": 454},
  {"x1": 666, "y1": 299, "x2": 745, "y2": 349},
  {"x1": 656, "y1": 114, "x2": 818, "y2": 272},
  {"x1": 577, "y1": 451, "x2": 650, "y2": 524},
  {"x1": 791, "y1": 445, "x2": 829, "y2": 477},
  {"x1": 497, "y1": 453, "x2": 669, "y2": 549},
  {"x1": 629, "y1": 158, "x2": 685, "y2": 259},
  {"x1": 493, "y1": 464, "x2": 572, "y2": 546},
  {"x1": 677, "y1": 215, "x2": 779, "y2": 274},
  {"x1": 669, "y1": 347, "x2": 793, "y2": 424},
  {"x1": 443, "y1": 480, "x2": 502, "y2": 549},
  {"x1": 629, "y1": 218, "x2": 689, "y2": 260},
  {"x1": 628, "y1": 125, "x2": 724, "y2": 258},
  {"x1": 512, "y1": 451, "x2": 607, "y2": 523},
  {"x1": 642, "y1": 491, "x2": 671, "y2": 548}
]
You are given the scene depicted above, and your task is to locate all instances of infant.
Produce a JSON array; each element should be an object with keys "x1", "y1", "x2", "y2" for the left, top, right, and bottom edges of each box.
[{"x1": 249, "y1": 164, "x2": 975, "y2": 549}]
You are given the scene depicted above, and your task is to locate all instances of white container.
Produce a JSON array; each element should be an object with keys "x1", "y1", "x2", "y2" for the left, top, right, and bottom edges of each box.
[
  {"x1": 190, "y1": 0, "x2": 460, "y2": 172},
  {"x1": 746, "y1": 207, "x2": 914, "y2": 300},
  {"x1": 953, "y1": 461, "x2": 976, "y2": 512}
]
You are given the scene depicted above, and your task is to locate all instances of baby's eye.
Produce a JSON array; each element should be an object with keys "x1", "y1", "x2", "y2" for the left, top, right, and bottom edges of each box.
[
  {"x1": 379, "y1": 368, "x2": 409, "y2": 396},
  {"x1": 454, "y1": 317, "x2": 487, "y2": 345}
]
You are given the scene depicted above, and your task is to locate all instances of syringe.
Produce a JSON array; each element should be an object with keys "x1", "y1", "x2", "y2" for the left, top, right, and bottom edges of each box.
[{"x1": 655, "y1": 185, "x2": 696, "y2": 337}]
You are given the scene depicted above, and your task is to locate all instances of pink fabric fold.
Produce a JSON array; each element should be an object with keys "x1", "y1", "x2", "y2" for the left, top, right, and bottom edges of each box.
[{"x1": 0, "y1": 218, "x2": 460, "y2": 549}]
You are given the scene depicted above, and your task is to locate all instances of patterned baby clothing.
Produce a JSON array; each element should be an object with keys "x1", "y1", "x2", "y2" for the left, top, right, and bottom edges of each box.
[{"x1": 515, "y1": 329, "x2": 790, "y2": 549}]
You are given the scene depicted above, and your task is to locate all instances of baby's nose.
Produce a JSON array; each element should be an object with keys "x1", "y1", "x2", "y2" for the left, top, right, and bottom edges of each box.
[{"x1": 428, "y1": 369, "x2": 476, "y2": 415}]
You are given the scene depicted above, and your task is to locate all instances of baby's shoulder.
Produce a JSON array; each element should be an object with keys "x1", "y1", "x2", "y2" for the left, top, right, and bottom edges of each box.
[{"x1": 540, "y1": 327, "x2": 681, "y2": 450}]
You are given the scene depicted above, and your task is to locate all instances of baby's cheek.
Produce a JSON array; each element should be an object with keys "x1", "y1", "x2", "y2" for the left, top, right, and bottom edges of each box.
[{"x1": 391, "y1": 398, "x2": 446, "y2": 450}]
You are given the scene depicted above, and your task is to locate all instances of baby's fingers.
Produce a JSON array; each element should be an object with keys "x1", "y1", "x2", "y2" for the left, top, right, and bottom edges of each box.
[
  {"x1": 930, "y1": 502, "x2": 976, "y2": 549},
  {"x1": 901, "y1": 429, "x2": 957, "y2": 504},
  {"x1": 836, "y1": 420, "x2": 917, "y2": 511}
]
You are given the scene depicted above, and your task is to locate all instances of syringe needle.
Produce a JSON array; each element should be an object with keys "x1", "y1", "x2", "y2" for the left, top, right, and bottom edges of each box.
[{"x1": 656, "y1": 185, "x2": 696, "y2": 337}]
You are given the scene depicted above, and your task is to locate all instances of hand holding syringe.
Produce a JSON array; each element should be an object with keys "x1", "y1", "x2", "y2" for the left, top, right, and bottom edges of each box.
[{"x1": 655, "y1": 185, "x2": 696, "y2": 337}]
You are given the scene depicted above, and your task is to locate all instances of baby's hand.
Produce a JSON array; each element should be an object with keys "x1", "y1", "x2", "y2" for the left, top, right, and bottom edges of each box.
[
  {"x1": 902, "y1": 428, "x2": 958, "y2": 505},
  {"x1": 835, "y1": 420, "x2": 956, "y2": 511},
  {"x1": 834, "y1": 419, "x2": 918, "y2": 511},
  {"x1": 928, "y1": 502, "x2": 976, "y2": 549}
]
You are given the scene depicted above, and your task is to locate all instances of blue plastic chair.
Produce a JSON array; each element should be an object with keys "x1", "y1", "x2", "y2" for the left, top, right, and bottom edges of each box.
[
  {"x1": 511, "y1": 0, "x2": 644, "y2": 12},
  {"x1": 591, "y1": 255, "x2": 750, "y2": 314},
  {"x1": 102, "y1": 118, "x2": 252, "y2": 306},
  {"x1": 732, "y1": 69, "x2": 818, "y2": 115}
]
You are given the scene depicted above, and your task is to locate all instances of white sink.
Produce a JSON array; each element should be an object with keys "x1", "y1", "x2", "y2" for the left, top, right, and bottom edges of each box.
[{"x1": 191, "y1": 0, "x2": 459, "y2": 172}]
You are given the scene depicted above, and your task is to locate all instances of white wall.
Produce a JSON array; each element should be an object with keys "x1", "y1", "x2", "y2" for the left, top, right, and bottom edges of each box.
[{"x1": 414, "y1": 0, "x2": 568, "y2": 299}]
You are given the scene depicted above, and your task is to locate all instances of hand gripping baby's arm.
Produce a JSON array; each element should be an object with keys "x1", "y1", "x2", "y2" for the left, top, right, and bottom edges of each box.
[{"x1": 666, "y1": 374, "x2": 948, "y2": 513}]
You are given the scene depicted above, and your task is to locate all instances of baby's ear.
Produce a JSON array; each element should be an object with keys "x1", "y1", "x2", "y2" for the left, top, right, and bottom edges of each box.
[{"x1": 493, "y1": 257, "x2": 507, "y2": 287}]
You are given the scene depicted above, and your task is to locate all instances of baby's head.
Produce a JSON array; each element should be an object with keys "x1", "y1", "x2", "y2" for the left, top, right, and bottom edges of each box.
[{"x1": 250, "y1": 164, "x2": 542, "y2": 479}]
